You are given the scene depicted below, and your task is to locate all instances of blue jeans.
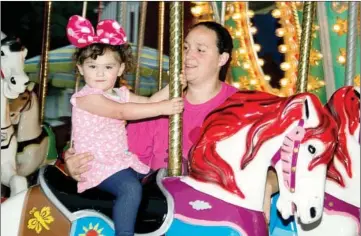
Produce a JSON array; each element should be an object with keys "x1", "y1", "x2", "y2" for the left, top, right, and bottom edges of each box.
[{"x1": 97, "y1": 168, "x2": 147, "y2": 236}]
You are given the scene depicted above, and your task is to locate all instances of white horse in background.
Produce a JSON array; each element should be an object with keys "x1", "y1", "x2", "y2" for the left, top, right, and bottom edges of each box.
[
  {"x1": 9, "y1": 82, "x2": 58, "y2": 178},
  {"x1": 1, "y1": 32, "x2": 30, "y2": 196},
  {"x1": 296, "y1": 86, "x2": 360, "y2": 235},
  {"x1": 269, "y1": 86, "x2": 360, "y2": 236}
]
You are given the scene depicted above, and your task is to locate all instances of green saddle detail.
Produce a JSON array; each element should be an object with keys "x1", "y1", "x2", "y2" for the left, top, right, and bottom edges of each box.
[{"x1": 43, "y1": 124, "x2": 58, "y2": 161}]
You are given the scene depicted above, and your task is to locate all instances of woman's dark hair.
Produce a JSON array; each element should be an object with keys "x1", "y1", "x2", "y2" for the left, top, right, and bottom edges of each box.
[
  {"x1": 73, "y1": 43, "x2": 134, "y2": 81},
  {"x1": 189, "y1": 21, "x2": 233, "y2": 82}
]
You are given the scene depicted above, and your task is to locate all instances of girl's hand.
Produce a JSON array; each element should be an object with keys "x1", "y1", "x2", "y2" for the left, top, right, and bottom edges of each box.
[{"x1": 160, "y1": 97, "x2": 184, "y2": 115}]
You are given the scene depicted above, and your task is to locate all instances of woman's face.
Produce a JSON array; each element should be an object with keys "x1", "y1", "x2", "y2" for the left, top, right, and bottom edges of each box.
[{"x1": 183, "y1": 25, "x2": 227, "y2": 85}]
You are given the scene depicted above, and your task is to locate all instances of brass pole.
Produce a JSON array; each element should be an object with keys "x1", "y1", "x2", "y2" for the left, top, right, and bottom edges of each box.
[
  {"x1": 168, "y1": 2, "x2": 183, "y2": 177},
  {"x1": 39, "y1": 1, "x2": 52, "y2": 124},
  {"x1": 344, "y1": 1, "x2": 358, "y2": 86},
  {"x1": 158, "y1": 2, "x2": 165, "y2": 91},
  {"x1": 296, "y1": 2, "x2": 316, "y2": 93},
  {"x1": 134, "y1": 2, "x2": 147, "y2": 94}
]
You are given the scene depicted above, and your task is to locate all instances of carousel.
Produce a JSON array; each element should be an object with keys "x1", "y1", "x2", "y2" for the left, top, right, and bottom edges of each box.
[{"x1": 1, "y1": 1, "x2": 360, "y2": 236}]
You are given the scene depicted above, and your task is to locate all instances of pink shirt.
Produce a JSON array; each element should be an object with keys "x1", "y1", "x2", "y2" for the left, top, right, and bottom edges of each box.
[
  {"x1": 71, "y1": 85, "x2": 150, "y2": 193},
  {"x1": 127, "y1": 82, "x2": 238, "y2": 170}
]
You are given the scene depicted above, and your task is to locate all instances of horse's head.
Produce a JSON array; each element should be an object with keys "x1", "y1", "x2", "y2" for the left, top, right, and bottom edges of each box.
[
  {"x1": 272, "y1": 93, "x2": 338, "y2": 224},
  {"x1": 326, "y1": 86, "x2": 360, "y2": 187},
  {"x1": 1, "y1": 33, "x2": 29, "y2": 99},
  {"x1": 9, "y1": 82, "x2": 35, "y2": 125}
]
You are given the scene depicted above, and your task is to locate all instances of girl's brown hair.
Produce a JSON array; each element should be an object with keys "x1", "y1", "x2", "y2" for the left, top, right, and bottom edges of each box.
[{"x1": 73, "y1": 43, "x2": 134, "y2": 82}]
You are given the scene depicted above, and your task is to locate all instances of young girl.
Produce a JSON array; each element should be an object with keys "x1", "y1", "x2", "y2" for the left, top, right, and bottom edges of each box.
[{"x1": 66, "y1": 15, "x2": 184, "y2": 236}]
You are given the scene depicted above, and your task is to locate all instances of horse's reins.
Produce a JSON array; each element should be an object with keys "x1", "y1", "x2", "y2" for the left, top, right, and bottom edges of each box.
[{"x1": 271, "y1": 119, "x2": 306, "y2": 193}]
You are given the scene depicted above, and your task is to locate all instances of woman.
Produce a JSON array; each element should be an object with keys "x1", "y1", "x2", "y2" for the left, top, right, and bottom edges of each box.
[{"x1": 62, "y1": 21, "x2": 278, "y2": 222}]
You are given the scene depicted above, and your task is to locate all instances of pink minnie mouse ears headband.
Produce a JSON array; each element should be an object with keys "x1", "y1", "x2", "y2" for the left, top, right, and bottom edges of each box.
[{"x1": 66, "y1": 15, "x2": 127, "y2": 48}]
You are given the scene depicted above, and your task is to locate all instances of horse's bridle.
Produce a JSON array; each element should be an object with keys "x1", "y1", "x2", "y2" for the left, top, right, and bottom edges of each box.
[{"x1": 271, "y1": 119, "x2": 306, "y2": 193}]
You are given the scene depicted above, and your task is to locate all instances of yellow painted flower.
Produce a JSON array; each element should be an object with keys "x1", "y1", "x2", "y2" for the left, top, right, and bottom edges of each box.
[
  {"x1": 354, "y1": 75, "x2": 360, "y2": 87},
  {"x1": 309, "y1": 49, "x2": 323, "y2": 66},
  {"x1": 79, "y1": 223, "x2": 105, "y2": 236},
  {"x1": 27, "y1": 206, "x2": 54, "y2": 234},
  {"x1": 332, "y1": 17, "x2": 348, "y2": 36}
]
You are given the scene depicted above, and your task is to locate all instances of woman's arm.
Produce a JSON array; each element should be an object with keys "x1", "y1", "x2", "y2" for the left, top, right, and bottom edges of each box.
[{"x1": 75, "y1": 94, "x2": 183, "y2": 120}]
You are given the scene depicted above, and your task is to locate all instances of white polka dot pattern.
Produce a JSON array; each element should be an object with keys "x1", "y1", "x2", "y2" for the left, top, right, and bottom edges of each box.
[{"x1": 66, "y1": 15, "x2": 127, "y2": 48}]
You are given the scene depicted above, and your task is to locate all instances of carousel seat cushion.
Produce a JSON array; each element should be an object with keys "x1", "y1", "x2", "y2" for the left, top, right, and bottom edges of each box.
[{"x1": 43, "y1": 165, "x2": 168, "y2": 234}]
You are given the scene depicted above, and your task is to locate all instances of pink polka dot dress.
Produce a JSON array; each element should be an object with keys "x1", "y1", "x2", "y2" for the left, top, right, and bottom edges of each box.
[{"x1": 71, "y1": 85, "x2": 150, "y2": 193}]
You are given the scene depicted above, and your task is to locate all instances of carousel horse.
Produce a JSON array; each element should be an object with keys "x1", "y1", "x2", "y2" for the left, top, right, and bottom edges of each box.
[
  {"x1": 1, "y1": 91, "x2": 337, "y2": 236},
  {"x1": 1, "y1": 32, "x2": 30, "y2": 196},
  {"x1": 269, "y1": 86, "x2": 360, "y2": 236},
  {"x1": 9, "y1": 81, "x2": 58, "y2": 178}
]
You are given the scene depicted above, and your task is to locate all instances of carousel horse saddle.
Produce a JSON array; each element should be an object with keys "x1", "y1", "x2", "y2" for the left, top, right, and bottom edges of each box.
[{"x1": 42, "y1": 165, "x2": 169, "y2": 234}]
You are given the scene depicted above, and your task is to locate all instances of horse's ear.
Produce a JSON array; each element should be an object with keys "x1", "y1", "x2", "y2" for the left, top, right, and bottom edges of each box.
[
  {"x1": 27, "y1": 82, "x2": 36, "y2": 92},
  {"x1": 21, "y1": 48, "x2": 28, "y2": 61},
  {"x1": 303, "y1": 95, "x2": 320, "y2": 129}
]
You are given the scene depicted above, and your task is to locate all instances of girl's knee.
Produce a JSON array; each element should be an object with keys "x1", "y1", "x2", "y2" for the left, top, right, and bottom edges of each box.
[{"x1": 117, "y1": 179, "x2": 142, "y2": 199}]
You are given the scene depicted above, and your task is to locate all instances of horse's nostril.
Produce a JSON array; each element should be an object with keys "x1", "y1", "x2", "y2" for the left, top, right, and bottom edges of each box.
[
  {"x1": 10, "y1": 77, "x2": 16, "y2": 85},
  {"x1": 24, "y1": 81, "x2": 30, "y2": 86},
  {"x1": 310, "y1": 207, "x2": 316, "y2": 218}
]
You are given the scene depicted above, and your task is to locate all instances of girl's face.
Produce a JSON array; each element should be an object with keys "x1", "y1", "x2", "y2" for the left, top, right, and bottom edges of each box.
[
  {"x1": 77, "y1": 49, "x2": 125, "y2": 92},
  {"x1": 183, "y1": 25, "x2": 229, "y2": 85}
]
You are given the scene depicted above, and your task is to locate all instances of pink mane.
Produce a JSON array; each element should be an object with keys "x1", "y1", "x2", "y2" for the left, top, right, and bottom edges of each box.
[
  {"x1": 326, "y1": 86, "x2": 360, "y2": 187},
  {"x1": 189, "y1": 91, "x2": 338, "y2": 199}
]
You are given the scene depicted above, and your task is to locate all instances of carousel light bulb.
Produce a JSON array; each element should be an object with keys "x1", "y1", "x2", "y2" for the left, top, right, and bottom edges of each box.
[
  {"x1": 333, "y1": 24, "x2": 341, "y2": 32},
  {"x1": 272, "y1": 9, "x2": 282, "y2": 18},
  {"x1": 276, "y1": 28, "x2": 285, "y2": 37},
  {"x1": 235, "y1": 30, "x2": 242, "y2": 37},
  {"x1": 247, "y1": 10, "x2": 255, "y2": 18},
  {"x1": 264, "y1": 75, "x2": 271, "y2": 81},
  {"x1": 254, "y1": 44, "x2": 261, "y2": 52},
  {"x1": 250, "y1": 79, "x2": 258, "y2": 85},
  {"x1": 243, "y1": 62, "x2": 251, "y2": 69},
  {"x1": 258, "y1": 59, "x2": 264, "y2": 66},
  {"x1": 337, "y1": 55, "x2": 346, "y2": 64},
  {"x1": 280, "y1": 62, "x2": 291, "y2": 71},
  {"x1": 278, "y1": 44, "x2": 288, "y2": 53},
  {"x1": 250, "y1": 27, "x2": 258, "y2": 34},
  {"x1": 238, "y1": 48, "x2": 246, "y2": 54},
  {"x1": 280, "y1": 78, "x2": 289, "y2": 87},
  {"x1": 191, "y1": 6, "x2": 203, "y2": 17},
  {"x1": 232, "y1": 12, "x2": 242, "y2": 20}
]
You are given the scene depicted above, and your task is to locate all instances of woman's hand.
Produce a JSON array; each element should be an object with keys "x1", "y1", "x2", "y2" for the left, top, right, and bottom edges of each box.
[{"x1": 64, "y1": 148, "x2": 94, "y2": 182}]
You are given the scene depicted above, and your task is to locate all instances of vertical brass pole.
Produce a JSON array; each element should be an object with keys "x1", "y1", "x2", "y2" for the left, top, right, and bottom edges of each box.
[
  {"x1": 158, "y1": 2, "x2": 165, "y2": 91},
  {"x1": 39, "y1": 1, "x2": 52, "y2": 124},
  {"x1": 345, "y1": 1, "x2": 358, "y2": 86},
  {"x1": 134, "y1": 2, "x2": 147, "y2": 94},
  {"x1": 296, "y1": 2, "x2": 316, "y2": 93},
  {"x1": 168, "y1": 2, "x2": 183, "y2": 177}
]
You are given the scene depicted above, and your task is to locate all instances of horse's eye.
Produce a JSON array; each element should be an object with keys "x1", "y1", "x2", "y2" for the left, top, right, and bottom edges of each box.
[
  {"x1": 10, "y1": 77, "x2": 16, "y2": 85},
  {"x1": 308, "y1": 145, "x2": 316, "y2": 154},
  {"x1": 1, "y1": 51, "x2": 4, "y2": 56}
]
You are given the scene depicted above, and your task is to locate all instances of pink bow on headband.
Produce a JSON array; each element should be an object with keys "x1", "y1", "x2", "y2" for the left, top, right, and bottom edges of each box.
[{"x1": 66, "y1": 15, "x2": 127, "y2": 48}]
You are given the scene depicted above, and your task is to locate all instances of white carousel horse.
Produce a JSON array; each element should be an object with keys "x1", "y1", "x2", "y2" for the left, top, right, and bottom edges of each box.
[
  {"x1": 9, "y1": 82, "x2": 58, "y2": 178},
  {"x1": 1, "y1": 32, "x2": 30, "y2": 196},
  {"x1": 269, "y1": 86, "x2": 360, "y2": 236},
  {"x1": 1, "y1": 91, "x2": 337, "y2": 236}
]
